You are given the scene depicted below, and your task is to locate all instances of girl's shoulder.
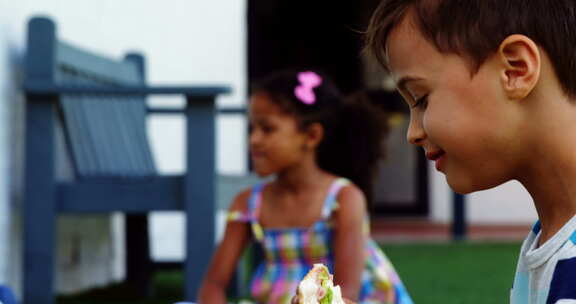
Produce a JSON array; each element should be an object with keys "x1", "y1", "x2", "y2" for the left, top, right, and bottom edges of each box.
[
  {"x1": 332, "y1": 179, "x2": 367, "y2": 222},
  {"x1": 227, "y1": 185, "x2": 261, "y2": 222},
  {"x1": 330, "y1": 177, "x2": 364, "y2": 204},
  {"x1": 228, "y1": 187, "x2": 252, "y2": 212},
  {"x1": 336, "y1": 181, "x2": 364, "y2": 203}
]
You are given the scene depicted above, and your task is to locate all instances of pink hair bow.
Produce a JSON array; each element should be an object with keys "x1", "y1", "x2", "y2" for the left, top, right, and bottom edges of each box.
[{"x1": 294, "y1": 71, "x2": 323, "y2": 105}]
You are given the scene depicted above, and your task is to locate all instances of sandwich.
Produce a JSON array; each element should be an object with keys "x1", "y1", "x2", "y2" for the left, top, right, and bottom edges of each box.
[{"x1": 297, "y1": 264, "x2": 345, "y2": 304}]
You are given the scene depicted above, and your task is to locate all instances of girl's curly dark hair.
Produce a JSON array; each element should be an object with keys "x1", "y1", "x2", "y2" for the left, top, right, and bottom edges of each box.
[{"x1": 252, "y1": 69, "x2": 389, "y2": 206}]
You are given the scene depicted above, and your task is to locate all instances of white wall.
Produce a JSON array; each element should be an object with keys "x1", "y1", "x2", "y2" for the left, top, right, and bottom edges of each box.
[
  {"x1": 0, "y1": 0, "x2": 247, "y2": 296},
  {"x1": 0, "y1": 21, "x2": 17, "y2": 291},
  {"x1": 1, "y1": 0, "x2": 248, "y2": 173},
  {"x1": 428, "y1": 162, "x2": 538, "y2": 224}
]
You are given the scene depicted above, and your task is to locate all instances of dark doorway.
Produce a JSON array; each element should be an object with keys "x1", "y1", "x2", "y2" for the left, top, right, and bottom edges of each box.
[
  {"x1": 248, "y1": 0, "x2": 366, "y2": 94},
  {"x1": 367, "y1": 90, "x2": 429, "y2": 217},
  {"x1": 247, "y1": 0, "x2": 428, "y2": 217}
]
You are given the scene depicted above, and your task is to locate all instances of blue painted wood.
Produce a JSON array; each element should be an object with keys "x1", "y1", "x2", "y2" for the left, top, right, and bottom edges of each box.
[
  {"x1": 57, "y1": 177, "x2": 183, "y2": 212},
  {"x1": 24, "y1": 15, "x2": 230, "y2": 304},
  {"x1": 57, "y1": 42, "x2": 139, "y2": 84},
  {"x1": 25, "y1": 17, "x2": 56, "y2": 83},
  {"x1": 217, "y1": 107, "x2": 247, "y2": 114},
  {"x1": 122, "y1": 53, "x2": 155, "y2": 295},
  {"x1": 452, "y1": 192, "x2": 467, "y2": 241},
  {"x1": 24, "y1": 17, "x2": 57, "y2": 304},
  {"x1": 24, "y1": 97, "x2": 57, "y2": 304},
  {"x1": 57, "y1": 37, "x2": 158, "y2": 299},
  {"x1": 56, "y1": 52, "x2": 155, "y2": 178},
  {"x1": 184, "y1": 96, "x2": 216, "y2": 301},
  {"x1": 24, "y1": 83, "x2": 231, "y2": 96},
  {"x1": 148, "y1": 107, "x2": 246, "y2": 115},
  {"x1": 124, "y1": 54, "x2": 157, "y2": 176}
]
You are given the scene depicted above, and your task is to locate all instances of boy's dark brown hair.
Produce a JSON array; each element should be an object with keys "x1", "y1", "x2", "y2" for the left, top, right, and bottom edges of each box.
[{"x1": 365, "y1": 0, "x2": 576, "y2": 98}]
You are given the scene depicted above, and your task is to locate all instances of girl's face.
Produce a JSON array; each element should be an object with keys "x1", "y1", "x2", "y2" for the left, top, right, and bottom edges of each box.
[
  {"x1": 248, "y1": 92, "x2": 310, "y2": 177},
  {"x1": 386, "y1": 15, "x2": 526, "y2": 194}
]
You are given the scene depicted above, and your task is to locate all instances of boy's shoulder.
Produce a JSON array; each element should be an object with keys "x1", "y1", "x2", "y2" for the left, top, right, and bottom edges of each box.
[
  {"x1": 543, "y1": 241, "x2": 576, "y2": 303},
  {"x1": 512, "y1": 219, "x2": 576, "y2": 303}
]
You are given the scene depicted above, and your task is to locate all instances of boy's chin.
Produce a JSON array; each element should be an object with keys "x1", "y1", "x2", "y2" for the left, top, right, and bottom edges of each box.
[{"x1": 446, "y1": 175, "x2": 506, "y2": 194}]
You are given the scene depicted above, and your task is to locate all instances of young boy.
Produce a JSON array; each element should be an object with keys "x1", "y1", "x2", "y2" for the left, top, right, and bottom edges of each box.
[{"x1": 365, "y1": 0, "x2": 576, "y2": 303}]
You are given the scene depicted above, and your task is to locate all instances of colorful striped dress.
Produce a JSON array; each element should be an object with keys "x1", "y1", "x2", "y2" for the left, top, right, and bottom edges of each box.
[{"x1": 228, "y1": 178, "x2": 413, "y2": 304}]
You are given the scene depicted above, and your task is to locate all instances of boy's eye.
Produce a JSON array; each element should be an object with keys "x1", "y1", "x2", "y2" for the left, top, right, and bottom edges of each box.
[{"x1": 412, "y1": 94, "x2": 429, "y2": 109}]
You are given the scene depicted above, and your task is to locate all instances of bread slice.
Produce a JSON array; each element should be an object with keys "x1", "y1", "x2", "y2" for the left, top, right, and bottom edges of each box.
[{"x1": 297, "y1": 264, "x2": 345, "y2": 304}]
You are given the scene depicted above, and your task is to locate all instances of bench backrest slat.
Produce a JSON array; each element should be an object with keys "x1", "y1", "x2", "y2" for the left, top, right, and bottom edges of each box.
[
  {"x1": 54, "y1": 40, "x2": 156, "y2": 178},
  {"x1": 57, "y1": 42, "x2": 140, "y2": 83}
]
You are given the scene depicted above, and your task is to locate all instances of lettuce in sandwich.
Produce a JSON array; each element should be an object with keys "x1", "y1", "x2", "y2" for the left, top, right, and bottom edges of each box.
[{"x1": 297, "y1": 264, "x2": 345, "y2": 304}]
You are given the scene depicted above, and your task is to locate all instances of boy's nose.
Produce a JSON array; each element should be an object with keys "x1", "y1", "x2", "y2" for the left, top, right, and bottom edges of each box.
[{"x1": 407, "y1": 118, "x2": 426, "y2": 146}]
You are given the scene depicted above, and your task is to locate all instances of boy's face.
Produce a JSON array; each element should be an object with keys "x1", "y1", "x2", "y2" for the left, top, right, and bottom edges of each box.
[{"x1": 385, "y1": 14, "x2": 524, "y2": 193}]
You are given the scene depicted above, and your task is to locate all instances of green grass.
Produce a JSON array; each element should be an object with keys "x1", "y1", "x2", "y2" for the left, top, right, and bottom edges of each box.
[
  {"x1": 59, "y1": 242, "x2": 521, "y2": 304},
  {"x1": 382, "y1": 242, "x2": 520, "y2": 304}
]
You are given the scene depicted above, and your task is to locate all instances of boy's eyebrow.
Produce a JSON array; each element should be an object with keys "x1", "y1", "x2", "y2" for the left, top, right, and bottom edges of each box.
[{"x1": 397, "y1": 76, "x2": 424, "y2": 92}]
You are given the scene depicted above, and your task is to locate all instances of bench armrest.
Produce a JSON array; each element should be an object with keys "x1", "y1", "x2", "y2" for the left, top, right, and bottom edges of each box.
[
  {"x1": 24, "y1": 82, "x2": 231, "y2": 97},
  {"x1": 148, "y1": 107, "x2": 247, "y2": 115}
]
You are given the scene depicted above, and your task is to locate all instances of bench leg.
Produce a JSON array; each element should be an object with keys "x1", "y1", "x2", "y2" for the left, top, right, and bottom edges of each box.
[
  {"x1": 24, "y1": 97, "x2": 57, "y2": 304},
  {"x1": 184, "y1": 97, "x2": 216, "y2": 301},
  {"x1": 24, "y1": 202, "x2": 55, "y2": 304}
]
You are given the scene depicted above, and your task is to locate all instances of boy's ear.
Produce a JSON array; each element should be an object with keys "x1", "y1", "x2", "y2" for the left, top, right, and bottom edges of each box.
[
  {"x1": 305, "y1": 123, "x2": 324, "y2": 150},
  {"x1": 498, "y1": 34, "x2": 541, "y2": 100}
]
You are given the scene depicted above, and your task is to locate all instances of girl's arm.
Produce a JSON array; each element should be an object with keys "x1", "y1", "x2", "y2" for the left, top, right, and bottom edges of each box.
[
  {"x1": 198, "y1": 189, "x2": 253, "y2": 304},
  {"x1": 332, "y1": 184, "x2": 367, "y2": 302}
]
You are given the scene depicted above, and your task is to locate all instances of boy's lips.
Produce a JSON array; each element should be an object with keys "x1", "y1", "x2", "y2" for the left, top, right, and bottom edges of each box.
[{"x1": 426, "y1": 150, "x2": 446, "y2": 171}]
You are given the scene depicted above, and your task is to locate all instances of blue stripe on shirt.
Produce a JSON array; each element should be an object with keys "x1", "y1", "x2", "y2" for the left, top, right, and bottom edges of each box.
[
  {"x1": 532, "y1": 221, "x2": 541, "y2": 234},
  {"x1": 546, "y1": 257, "x2": 576, "y2": 304}
]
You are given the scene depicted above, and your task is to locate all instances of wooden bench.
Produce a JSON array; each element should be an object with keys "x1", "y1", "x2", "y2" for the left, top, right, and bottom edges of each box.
[{"x1": 23, "y1": 16, "x2": 230, "y2": 304}]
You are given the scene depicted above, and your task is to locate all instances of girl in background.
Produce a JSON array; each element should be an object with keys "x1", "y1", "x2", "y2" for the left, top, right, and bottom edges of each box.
[{"x1": 199, "y1": 70, "x2": 412, "y2": 304}]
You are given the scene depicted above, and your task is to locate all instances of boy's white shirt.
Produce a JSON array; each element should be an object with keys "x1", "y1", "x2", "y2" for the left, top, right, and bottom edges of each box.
[{"x1": 511, "y1": 214, "x2": 576, "y2": 304}]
